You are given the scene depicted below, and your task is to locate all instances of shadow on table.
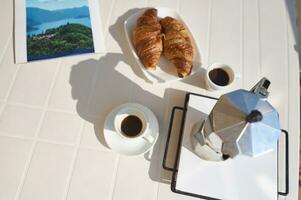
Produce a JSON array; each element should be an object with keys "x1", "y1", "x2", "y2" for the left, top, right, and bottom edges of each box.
[
  {"x1": 69, "y1": 8, "x2": 147, "y2": 149},
  {"x1": 145, "y1": 88, "x2": 189, "y2": 184},
  {"x1": 69, "y1": 53, "x2": 126, "y2": 149},
  {"x1": 69, "y1": 8, "x2": 207, "y2": 185},
  {"x1": 69, "y1": 53, "x2": 187, "y2": 184}
]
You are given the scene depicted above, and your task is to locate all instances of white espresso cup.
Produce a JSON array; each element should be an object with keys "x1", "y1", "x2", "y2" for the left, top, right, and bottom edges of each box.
[
  {"x1": 114, "y1": 107, "x2": 154, "y2": 143},
  {"x1": 205, "y1": 63, "x2": 239, "y2": 91}
]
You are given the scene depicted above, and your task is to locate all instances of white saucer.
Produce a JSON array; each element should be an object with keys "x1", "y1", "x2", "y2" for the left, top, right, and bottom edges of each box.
[{"x1": 104, "y1": 103, "x2": 159, "y2": 156}]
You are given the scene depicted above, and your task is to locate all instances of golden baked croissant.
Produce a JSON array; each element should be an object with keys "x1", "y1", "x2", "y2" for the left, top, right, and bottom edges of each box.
[
  {"x1": 133, "y1": 9, "x2": 162, "y2": 70},
  {"x1": 160, "y1": 17, "x2": 194, "y2": 77}
]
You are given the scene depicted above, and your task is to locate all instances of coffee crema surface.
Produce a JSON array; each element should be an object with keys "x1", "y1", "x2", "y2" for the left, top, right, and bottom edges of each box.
[
  {"x1": 121, "y1": 115, "x2": 143, "y2": 137},
  {"x1": 209, "y1": 68, "x2": 230, "y2": 86}
]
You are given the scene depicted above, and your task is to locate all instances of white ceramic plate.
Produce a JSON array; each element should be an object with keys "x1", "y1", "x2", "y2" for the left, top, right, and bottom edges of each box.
[
  {"x1": 124, "y1": 7, "x2": 202, "y2": 83},
  {"x1": 104, "y1": 103, "x2": 159, "y2": 156}
]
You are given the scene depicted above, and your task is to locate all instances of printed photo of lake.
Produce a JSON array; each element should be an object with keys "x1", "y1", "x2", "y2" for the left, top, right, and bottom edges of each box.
[{"x1": 26, "y1": 0, "x2": 95, "y2": 61}]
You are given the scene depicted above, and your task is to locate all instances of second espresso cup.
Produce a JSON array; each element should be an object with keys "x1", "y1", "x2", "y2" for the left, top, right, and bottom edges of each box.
[
  {"x1": 114, "y1": 107, "x2": 154, "y2": 143},
  {"x1": 205, "y1": 63, "x2": 237, "y2": 91}
]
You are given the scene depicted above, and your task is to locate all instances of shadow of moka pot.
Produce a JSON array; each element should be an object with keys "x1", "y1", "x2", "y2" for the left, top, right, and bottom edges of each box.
[{"x1": 192, "y1": 78, "x2": 282, "y2": 161}]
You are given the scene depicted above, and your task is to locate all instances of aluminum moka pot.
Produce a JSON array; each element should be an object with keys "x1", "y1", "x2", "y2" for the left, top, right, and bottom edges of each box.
[{"x1": 192, "y1": 78, "x2": 281, "y2": 161}]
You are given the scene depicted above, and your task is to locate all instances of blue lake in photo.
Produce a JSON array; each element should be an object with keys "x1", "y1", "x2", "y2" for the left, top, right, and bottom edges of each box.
[{"x1": 27, "y1": 17, "x2": 91, "y2": 36}]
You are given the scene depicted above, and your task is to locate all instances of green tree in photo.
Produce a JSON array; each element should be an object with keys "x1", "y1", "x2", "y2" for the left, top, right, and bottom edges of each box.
[{"x1": 27, "y1": 23, "x2": 94, "y2": 58}]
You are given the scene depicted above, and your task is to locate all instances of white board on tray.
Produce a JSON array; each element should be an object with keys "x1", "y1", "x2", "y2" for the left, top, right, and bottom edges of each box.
[{"x1": 176, "y1": 94, "x2": 278, "y2": 200}]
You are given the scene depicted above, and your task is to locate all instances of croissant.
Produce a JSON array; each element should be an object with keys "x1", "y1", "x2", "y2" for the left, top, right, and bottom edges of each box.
[
  {"x1": 160, "y1": 17, "x2": 194, "y2": 77},
  {"x1": 133, "y1": 9, "x2": 162, "y2": 70}
]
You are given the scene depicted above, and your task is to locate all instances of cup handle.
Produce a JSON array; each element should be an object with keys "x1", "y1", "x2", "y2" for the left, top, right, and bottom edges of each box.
[{"x1": 142, "y1": 134, "x2": 154, "y2": 144}]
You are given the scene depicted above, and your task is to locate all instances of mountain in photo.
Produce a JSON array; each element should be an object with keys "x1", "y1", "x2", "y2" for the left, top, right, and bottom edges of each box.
[{"x1": 26, "y1": 6, "x2": 90, "y2": 28}]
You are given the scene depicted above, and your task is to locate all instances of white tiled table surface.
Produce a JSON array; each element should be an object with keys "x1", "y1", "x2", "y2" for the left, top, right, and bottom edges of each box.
[{"x1": 0, "y1": 0, "x2": 300, "y2": 200}]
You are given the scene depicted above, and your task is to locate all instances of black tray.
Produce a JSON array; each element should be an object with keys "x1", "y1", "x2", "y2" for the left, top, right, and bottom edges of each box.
[{"x1": 162, "y1": 92, "x2": 289, "y2": 200}]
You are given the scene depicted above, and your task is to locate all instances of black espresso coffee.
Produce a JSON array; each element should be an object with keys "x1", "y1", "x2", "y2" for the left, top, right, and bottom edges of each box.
[
  {"x1": 121, "y1": 115, "x2": 143, "y2": 137},
  {"x1": 208, "y1": 68, "x2": 230, "y2": 86}
]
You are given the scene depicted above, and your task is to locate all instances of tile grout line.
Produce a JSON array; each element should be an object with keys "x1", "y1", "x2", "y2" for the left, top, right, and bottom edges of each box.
[
  {"x1": 79, "y1": 145, "x2": 110, "y2": 152},
  {"x1": 108, "y1": 0, "x2": 147, "y2": 198},
  {"x1": 204, "y1": 0, "x2": 213, "y2": 97},
  {"x1": 282, "y1": 2, "x2": 291, "y2": 196},
  {"x1": 3, "y1": 100, "x2": 110, "y2": 119},
  {"x1": 0, "y1": 133, "x2": 71, "y2": 146},
  {"x1": 62, "y1": 47, "x2": 107, "y2": 200},
  {"x1": 124, "y1": 0, "x2": 147, "y2": 106},
  {"x1": 0, "y1": 64, "x2": 21, "y2": 115},
  {"x1": 283, "y1": 5, "x2": 293, "y2": 197},
  {"x1": 62, "y1": 7, "x2": 118, "y2": 195},
  {"x1": 143, "y1": 0, "x2": 162, "y2": 200},
  {"x1": 63, "y1": 66, "x2": 100, "y2": 198},
  {"x1": 256, "y1": 0, "x2": 262, "y2": 78},
  {"x1": 105, "y1": 3, "x2": 141, "y2": 185},
  {"x1": 154, "y1": 84, "x2": 172, "y2": 200},
  {"x1": 108, "y1": 155, "x2": 120, "y2": 200},
  {"x1": 0, "y1": 41, "x2": 21, "y2": 115},
  {"x1": 154, "y1": 1, "x2": 213, "y2": 198},
  {"x1": 241, "y1": 0, "x2": 245, "y2": 89},
  {"x1": 153, "y1": 90, "x2": 173, "y2": 200},
  {"x1": 207, "y1": 0, "x2": 213, "y2": 64},
  {"x1": 155, "y1": 182, "x2": 160, "y2": 200},
  {"x1": 0, "y1": 133, "x2": 34, "y2": 141},
  {"x1": 176, "y1": 0, "x2": 181, "y2": 13},
  {"x1": 45, "y1": 107, "x2": 77, "y2": 115},
  {"x1": 152, "y1": 2, "x2": 213, "y2": 198},
  {"x1": 104, "y1": 0, "x2": 117, "y2": 45},
  {"x1": 283, "y1": 0, "x2": 290, "y2": 129},
  {"x1": 205, "y1": 0, "x2": 213, "y2": 80},
  {"x1": 62, "y1": 119, "x2": 85, "y2": 200},
  {"x1": 0, "y1": 33, "x2": 12, "y2": 65},
  {"x1": 105, "y1": 0, "x2": 117, "y2": 39},
  {"x1": 14, "y1": 58, "x2": 62, "y2": 200},
  {"x1": 3, "y1": 101, "x2": 43, "y2": 110},
  {"x1": 152, "y1": 177, "x2": 160, "y2": 200},
  {"x1": 3, "y1": 101, "x2": 83, "y2": 116},
  {"x1": 0, "y1": 132, "x2": 112, "y2": 152}
]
